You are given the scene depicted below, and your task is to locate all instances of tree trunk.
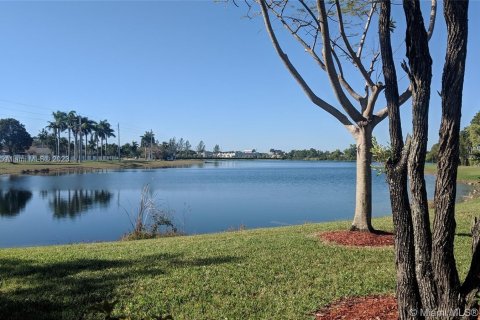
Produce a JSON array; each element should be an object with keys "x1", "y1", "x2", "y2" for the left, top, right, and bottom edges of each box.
[
  {"x1": 73, "y1": 132, "x2": 77, "y2": 162},
  {"x1": 85, "y1": 133, "x2": 88, "y2": 160},
  {"x1": 350, "y1": 124, "x2": 373, "y2": 232},
  {"x1": 68, "y1": 129, "x2": 71, "y2": 162},
  {"x1": 379, "y1": 2, "x2": 421, "y2": 317},
  {"x1": 432, "y1": 0, "x2": 469, "y2": 315},
  {"x1": 56, "y1": 129, "x2": 59, "y2": 157},
  {"x1": 380, "y1": 0, "x2": 470, "y2": 318},
  {"x1": 403, "y1": 0, "x2": 438, "y2": 312}
]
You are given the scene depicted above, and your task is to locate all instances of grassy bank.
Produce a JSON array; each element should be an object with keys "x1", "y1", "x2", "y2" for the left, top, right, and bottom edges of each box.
[
  {"x1": 0, "y1": 159, "x2": 203, "y2": 175},
  {"x1": 0, "y1": 197, "x2": 479, "y2": 319},
  {"x1": 425, "y1": 164, "x2": 480, "y2": 184}
]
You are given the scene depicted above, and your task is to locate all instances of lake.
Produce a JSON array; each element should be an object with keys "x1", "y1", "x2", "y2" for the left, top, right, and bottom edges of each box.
[{"x1": 0, "y1": 160, "x2": 472, "y2": 247}]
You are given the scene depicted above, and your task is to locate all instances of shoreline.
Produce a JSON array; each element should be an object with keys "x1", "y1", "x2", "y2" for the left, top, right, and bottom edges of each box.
[{"x1": 0, "y1": 159, "x2": 204, "y2": 176}]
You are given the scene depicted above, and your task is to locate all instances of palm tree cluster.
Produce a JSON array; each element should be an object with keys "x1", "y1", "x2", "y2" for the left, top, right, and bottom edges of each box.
[
  {"x1": 36, "y1": 114, "x2": 203, "y2": 161},
  {"x1": 43, "y1": 111, "x2": 115, "y2": 161}
]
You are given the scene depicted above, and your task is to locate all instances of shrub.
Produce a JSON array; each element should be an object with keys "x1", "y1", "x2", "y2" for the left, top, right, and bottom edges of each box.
[{"x1": 122, "y1": 185, "x2": 181, "y2": 241}]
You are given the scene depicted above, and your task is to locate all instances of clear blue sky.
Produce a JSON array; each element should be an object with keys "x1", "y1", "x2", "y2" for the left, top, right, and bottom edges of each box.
[{"x1": 0, "y1": 1, "x2": 477, "y2": 152}]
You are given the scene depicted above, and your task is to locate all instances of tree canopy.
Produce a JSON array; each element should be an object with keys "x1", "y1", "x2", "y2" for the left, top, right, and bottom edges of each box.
[{"x1": 0, "y1": 118, "x2": 33, "y2": 161}]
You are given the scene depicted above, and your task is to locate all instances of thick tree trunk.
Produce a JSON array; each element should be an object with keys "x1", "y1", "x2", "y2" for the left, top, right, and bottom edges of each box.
[
  {"x1": 350, "y1": 125, "x2": 373, "y2": 232},
  {"x1": 379, "y1": 2, "x2": 421, "y2": 318},
  {"x1": 380, "y1": 0, "x2": 471, "y2": 318},
  {"x1": 403, "y1": 0, "x2": 438, "y2": 312},
  {"x1": 432, "y1": 0, "x2": 469, "y2": 315}
]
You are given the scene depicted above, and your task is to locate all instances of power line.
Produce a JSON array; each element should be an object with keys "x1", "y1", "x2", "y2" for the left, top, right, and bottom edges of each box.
[{"x1": 0, "y1": 97, "x2": 168, "y2": 142}]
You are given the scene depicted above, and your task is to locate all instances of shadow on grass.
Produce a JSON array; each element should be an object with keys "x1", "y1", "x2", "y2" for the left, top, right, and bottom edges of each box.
[
  {"x1": 456, "y1": 232, "x2": 472, "y2": 238},
  {"x1": 0, "y1": 253, "x2": 241, "y2": 320}
]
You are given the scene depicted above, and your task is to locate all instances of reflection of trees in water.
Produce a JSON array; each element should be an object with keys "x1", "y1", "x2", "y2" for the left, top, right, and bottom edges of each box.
[
  {"x1": 39, "y1": 190, "x2": 49, "y2": 200},
  {"x1": 0, "y1": 190, "x2": 33, "y2": 216},
  {"x1": 44, "y1": 190, "x2": 113, "y2": 219}
]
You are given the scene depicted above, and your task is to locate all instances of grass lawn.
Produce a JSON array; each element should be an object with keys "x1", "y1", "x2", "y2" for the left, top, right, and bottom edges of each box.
[
  {"x1": 425, "y1": 164, "x2": 480, "y2": 183},
  {"x1": 0, "y1": 159, "x2": 203, "y2": 175},
  {"x1": 0, "y1": 197, "x2": 479, "y2": 319}
]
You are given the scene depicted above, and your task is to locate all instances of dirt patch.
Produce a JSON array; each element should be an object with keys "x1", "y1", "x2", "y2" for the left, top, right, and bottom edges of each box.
[
  {"x1": 319, "y1": 230, "x2": 394, "y2": 247},
  {"x1": 315, "y1": 295, "x2": 397, "y2": 320}
]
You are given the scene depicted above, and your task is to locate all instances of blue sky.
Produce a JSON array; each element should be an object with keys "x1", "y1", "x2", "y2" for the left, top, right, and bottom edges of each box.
[{"x1": 0, "y1": 0, "x2": 477, "y2": 152}]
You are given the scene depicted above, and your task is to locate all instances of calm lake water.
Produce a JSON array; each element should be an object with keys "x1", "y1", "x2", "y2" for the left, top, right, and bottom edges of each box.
[{"x1": 0, "y1": 160, "x2": 472, "y2": 247}]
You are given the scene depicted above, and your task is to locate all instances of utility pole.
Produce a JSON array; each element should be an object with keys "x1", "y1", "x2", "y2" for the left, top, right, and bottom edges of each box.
[
  {"x1": 150, "y1": 129, "x2": 153, "y2": 160},
  {"x1": 117, "y1": 123, "x2": 121, "y2": 161}
]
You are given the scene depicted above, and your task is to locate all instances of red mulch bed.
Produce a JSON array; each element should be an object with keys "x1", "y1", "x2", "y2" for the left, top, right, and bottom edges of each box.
[
  {"x1": 315, "y1": 295, "x2": 398, "y2": 320},
  {"x1": 319, "y1": 230, "x2": 394, "y2": 247}
]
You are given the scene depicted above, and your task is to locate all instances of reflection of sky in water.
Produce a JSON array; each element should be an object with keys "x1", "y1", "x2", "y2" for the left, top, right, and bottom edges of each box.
[{"x1": 0, "y1": 161, "x2": 473, "y2": 247}]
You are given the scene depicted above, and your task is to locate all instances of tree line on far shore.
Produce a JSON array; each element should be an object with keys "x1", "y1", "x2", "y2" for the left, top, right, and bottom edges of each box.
[
  {"x1": 1, "y1": 109, "x2": 479, "y2": 164},
  {"x1": 426, "y1": 111, "x2": 480, "y2": 165}
]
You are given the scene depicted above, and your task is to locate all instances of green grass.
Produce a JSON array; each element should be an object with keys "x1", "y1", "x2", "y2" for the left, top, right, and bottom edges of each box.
[
  {"x1": 1, "y1": 198, "x2": 479, "y2": 319},
  {"x1": 0, "y1": 159, "x2": 203, "y2": 175},
  {"x1": 425, "y1": 164, "x2": 480, "y2": 183}
]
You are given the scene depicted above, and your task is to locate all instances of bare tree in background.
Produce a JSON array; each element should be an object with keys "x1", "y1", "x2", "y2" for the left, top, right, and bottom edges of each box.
[{"x1": 247, "y1": 0, "x2": 437, "y2": 232}]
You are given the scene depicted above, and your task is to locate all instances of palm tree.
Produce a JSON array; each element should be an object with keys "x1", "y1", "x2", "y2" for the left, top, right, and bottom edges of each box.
[
  {"x1": 81, "y1": 117, "x2": 96, "y2": 160},
  {"x1": 37, "y1": 129, "x2": 49, "y2": 148},
  {"x1": 140, "y1": 131, "x2": 155, "y2": 160},
  {"x1": 66, "y1": 111, "x2": 77, "y2": 161},
  {"x1": 103, "y1": 122, "x2": 116, "y2": 158},
  {"x1": 88, "y1": 137, "x2": 97, "y2": 158},
  {"x1": 95, "y1": 120, "x2": 107, "y2": 160},
  {"x1": 70, "y1": 114, "x2": 82, "y2": 162},
  {"x1": 92, "y1": 129, "x2": 100, "y2": 160},
  {"x1": 48, "y1": 111, "x2": 67, "y2": 157},
  {"x1": 95, "y1": 120, "x2": 115, "y2": 160},
  {"x1": 131, "y1": 141, "x2": 139, "y2": 158}
]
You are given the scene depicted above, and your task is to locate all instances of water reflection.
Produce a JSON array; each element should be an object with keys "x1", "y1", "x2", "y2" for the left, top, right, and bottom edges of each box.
[
  {"x1": 44, "y1": 190, "x2": 113, "y2": 219},
  {"x1": 0, "y1": 190, "x2": 33, "y2": 217}
]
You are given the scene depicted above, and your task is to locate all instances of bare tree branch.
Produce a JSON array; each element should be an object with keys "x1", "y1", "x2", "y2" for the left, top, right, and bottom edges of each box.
[
  {"x1": 372, "y1": 86, "x2": 412, "y2": 127},
  {"x1": 364, "y1": 50, "x2": 381, "y2": 104},
  {"x1": 427, "y1": 0, "x2": 437, "y2": 41},
  {"x1": 331, "y1": 38, "x2": 354, "y2": 62},
  {"x1": 258, "y1": 0, "x2": 358, "y2": 135},
  {"x1": 363, "y1": 85, "x2": 382, "y2": 118},
  {"x1": 370, "y1": 0, "x2": 437, "y2": 127},
  {"x1": 268, "y1": 5, "x2": 326, "y2": 71},
  {"x1": 367, "y1": 51, "x2": 381, "y2": 78},
  {"x1": 317, "y1": 0, "x2": 365, "y2": 123},
  {"x1": 299, "y1": 0, "x2": 320, "y2": 29},
  {"x1": 357, "y1": 1, "x2": 377, "y2": 59},
  {"x1": 334, "y1": 0, "x2": 375, "y2": 88},
  {"x1": 331, "y1": 45, "x2": 364, "y2": 103}
]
